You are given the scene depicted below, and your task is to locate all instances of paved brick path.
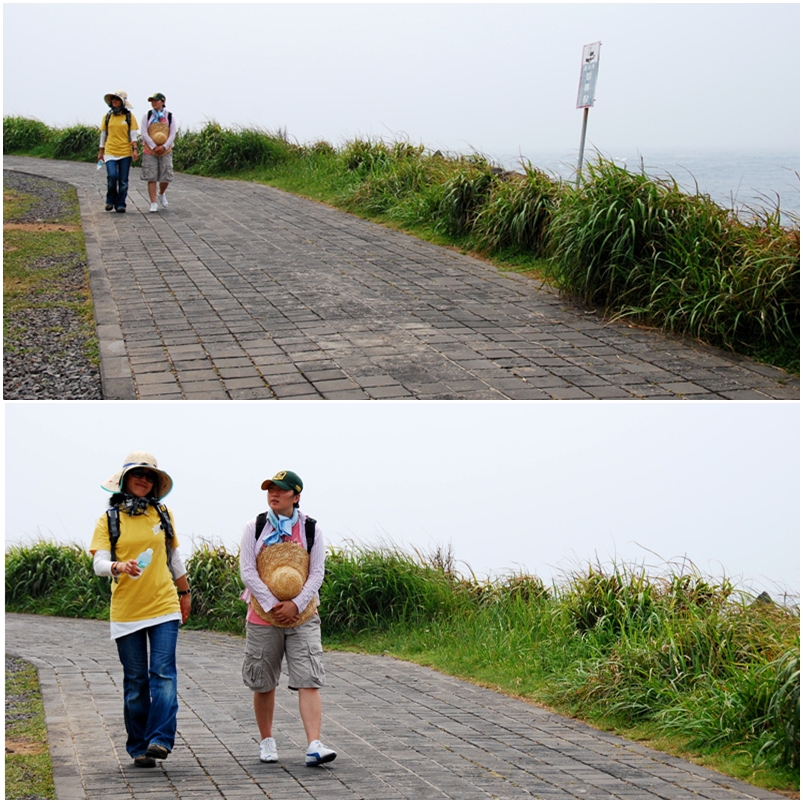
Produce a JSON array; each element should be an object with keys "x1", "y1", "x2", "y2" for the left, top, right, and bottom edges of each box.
[
  {"x1": 6, "y1": 613, "x2": 783, "y2": 800},
  {"x1": 3, "y1": 156, "x2": 798, "y2": 400}
]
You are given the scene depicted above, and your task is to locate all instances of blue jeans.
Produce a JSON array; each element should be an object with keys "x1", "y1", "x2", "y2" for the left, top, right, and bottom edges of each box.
[
  {"x1": 105, "y1": 157, "x2": 132, "y2": 210},
  {"x1": 115, "y1": 620, "x2": 179, "y2": 758}
]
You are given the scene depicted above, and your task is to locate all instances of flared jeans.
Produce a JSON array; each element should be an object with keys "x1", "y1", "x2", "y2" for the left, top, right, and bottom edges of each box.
[
  {"x1": 115, "y1": 620, "x2": 179, "y2": 758},
  {"x1": 105, "y1": 156, "x2": 132, "y2": 211}
]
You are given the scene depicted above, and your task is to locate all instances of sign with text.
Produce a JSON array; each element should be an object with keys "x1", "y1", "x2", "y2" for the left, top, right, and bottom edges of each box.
[{"x1": 576, "y1": 42, "x2": 601, "y2": 109}]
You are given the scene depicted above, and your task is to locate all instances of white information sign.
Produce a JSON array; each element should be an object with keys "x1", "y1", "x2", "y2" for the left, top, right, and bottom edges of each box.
[{"x1": 576, "y1": 42, "x2": 601, "y2": 109}]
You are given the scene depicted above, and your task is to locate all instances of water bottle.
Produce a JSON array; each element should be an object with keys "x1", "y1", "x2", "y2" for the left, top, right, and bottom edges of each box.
[
  {"x1": 96, "y1": 159, "x2": 104, "y2": 171},
  {"x1": 132, "y1": 548, "x2": 153, "y2": 579}
]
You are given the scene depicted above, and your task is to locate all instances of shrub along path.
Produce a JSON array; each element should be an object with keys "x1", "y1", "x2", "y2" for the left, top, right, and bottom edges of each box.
[
  {"x1": 6, "y1": 613, "x2": 783, "y2": 800},
  {"x1": 3, "y1": 156, "x2": 797, "y2": 400}
]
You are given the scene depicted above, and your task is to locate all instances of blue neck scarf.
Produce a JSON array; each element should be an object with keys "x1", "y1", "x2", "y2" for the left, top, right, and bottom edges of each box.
[{"x1": 263, "y1": 508, "x2": 299, "y2": 546}]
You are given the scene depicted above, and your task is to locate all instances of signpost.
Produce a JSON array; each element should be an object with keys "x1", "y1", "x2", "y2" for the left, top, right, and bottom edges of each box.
[{"x1": 576, "y1": 41, "x2": 601, "y2": 187}]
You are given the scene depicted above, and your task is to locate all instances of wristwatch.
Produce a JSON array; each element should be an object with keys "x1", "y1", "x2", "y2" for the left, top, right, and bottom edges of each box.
[{"x1": 178, "y1": 589, "x2": 191, "y2": 596}]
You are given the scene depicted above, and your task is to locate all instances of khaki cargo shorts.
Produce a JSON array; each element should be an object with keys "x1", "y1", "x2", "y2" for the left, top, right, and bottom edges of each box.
[
  {"x1": 141, "y1": 152, "x2": 174, "y2": 183},
  {"x1": 242, "y1": 615, "x2": 325, "y2": 692}
]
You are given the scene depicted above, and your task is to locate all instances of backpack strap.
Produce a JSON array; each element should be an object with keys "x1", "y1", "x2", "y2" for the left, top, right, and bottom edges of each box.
[
  {"x1": 254, "y1": 512, "x2": 316, "y2": 554},
  {"x1": 154, "y1": 502, "x2": 178, "y2": 580},
  {"x1": 304, "y1": 516, "x2": 316, "y2": 553},
  {"x1": 107, "y1": 507, "x2": 121, "y2": 584},
  {"x1": 103, "y1": 110, "x2": 132, "y2": 138},
  {"x1": 106, "y1": 503, "x2": 177, "y2": 582},
  {"x1": 254, "y1": 512, "x2": 268, "y2": 541}
]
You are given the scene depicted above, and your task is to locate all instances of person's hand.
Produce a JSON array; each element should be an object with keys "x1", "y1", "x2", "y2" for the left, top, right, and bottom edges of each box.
[
  {"x1": 271, "y1": 600, "x2": 300, "y2": 626},
  {"x1": 179, "y1": 593, "x2": 191, "y2": 624},
  {"x1": 115, "y1": 559, "x2": 141, "y2": 577},
  {"x1": 154, "y1": 145, "x2": 166, "y2": 156}
]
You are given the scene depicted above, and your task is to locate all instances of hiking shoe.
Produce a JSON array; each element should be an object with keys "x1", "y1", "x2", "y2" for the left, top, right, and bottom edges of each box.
[
  {"x1": 259, "y1": 736, "x2": 278, "y2": 763},
  {"x1": 105, "y1": 204, "x2": 114, "y2": 211},
  {"x1": 115, "y1": 207, "x2": 126, "y2": 213},
  {"x1": 134, "y1": 755, "x2": 156, "y2": 768},
  {"x1": 145, "y1": 743, "x2": 169, "y2": 760},
  {"x1": 149, "y1": 202, "x2": 159, "y2": 213},
  {"x1": 305, "y1": 740, "x2": 336, "y2": 766},
  {"x1": 158, "y1": 193, "x2": 168, "y2": 208}
]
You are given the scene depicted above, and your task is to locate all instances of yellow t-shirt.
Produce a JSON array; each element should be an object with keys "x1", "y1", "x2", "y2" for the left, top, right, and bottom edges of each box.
[
  {"x1": 100, "y1": 111, "x2": 138, "y2": 158},
  {"x1": 91, "y1": 506, "x2": 180, "y2": 623}
]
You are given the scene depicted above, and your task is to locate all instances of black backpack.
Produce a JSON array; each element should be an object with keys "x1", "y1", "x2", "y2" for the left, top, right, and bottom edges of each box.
[
  {"x1": 106, "y1": 502, "x2": 177, "y2": 583},
  {"x1": 254, "y1": 513, "x2": 316, "y2": 553},
  {"x1": 147, "y1": 109, "x2": 173, "y2": 126},
  {"x1": 103, "y1": 109, "x2": 132, "y2": 137}
]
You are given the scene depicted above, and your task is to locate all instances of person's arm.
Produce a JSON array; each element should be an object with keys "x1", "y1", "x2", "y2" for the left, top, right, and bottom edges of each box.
[
  {"x1": 291, "y1": 517, "x2": 325, "y2": 614},
  {"x1": 91, "y1": 549, "x2": 141, "y2": 578},
  {"x1": 239, "y1": 520, "x2": 279, "y2": 611},
  {"x1": 172, "y1": 554, "x2": 191, "y2": 624},
  {"x1": 140, "y1": 112, "x2": 155, "y2": 152},
  {"x1": 164, "y1": 112, "x2": 178, "y2": 151},
  {"x1": 98, "y1": 118, "x2": 106, "y2": 161}
]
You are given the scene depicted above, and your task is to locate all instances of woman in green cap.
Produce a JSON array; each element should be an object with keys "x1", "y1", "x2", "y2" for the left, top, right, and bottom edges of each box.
[{"x1": 239, "y1": 470, "x2": 337, "y2": 767}]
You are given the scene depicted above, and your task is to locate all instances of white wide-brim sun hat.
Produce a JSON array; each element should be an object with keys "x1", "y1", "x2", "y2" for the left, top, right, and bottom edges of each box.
[
  {"x1": 104, "y1": 90, "x2": 133, "y2": 109},
  {"x1": 101, "y1": 451, "x2": 173, "y2": 499}
]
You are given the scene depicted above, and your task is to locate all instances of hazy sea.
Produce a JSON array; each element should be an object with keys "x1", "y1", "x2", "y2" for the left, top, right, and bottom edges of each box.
[{"x1": 495, "y1": 148, "x2": 800, "y2": 223}]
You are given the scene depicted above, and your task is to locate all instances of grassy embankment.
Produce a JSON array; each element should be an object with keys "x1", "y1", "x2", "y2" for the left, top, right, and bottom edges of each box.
[
  {"x1": 5, "y1": 657, "x2": 56, "y2": 799},
  {"x1": 5, "y1": 539, "x2": 799, "y2": 797},
  {"x1": 3, "y1": 115, "x2": 800, "y2": 374}
]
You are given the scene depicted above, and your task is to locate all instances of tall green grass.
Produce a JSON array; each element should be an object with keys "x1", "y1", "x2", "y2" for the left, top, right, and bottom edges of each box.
[
  {"x1": 5, "y1": 538, "x2": 798, "y2": 789},
  {"x1": 4, "y1": 116, "x2": 798, "y2": 372},
  {"x1": 5, "y1": 541, "x2": 110, "y2": 619}
]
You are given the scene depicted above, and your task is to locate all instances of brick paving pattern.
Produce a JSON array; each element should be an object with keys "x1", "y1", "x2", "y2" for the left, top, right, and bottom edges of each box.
[
  {"x1": 6, "y1": 613, "x2": 783, "y2": 800},
  {"x1": 4, "y1": 157, "x2": 798, "y2": 400}
]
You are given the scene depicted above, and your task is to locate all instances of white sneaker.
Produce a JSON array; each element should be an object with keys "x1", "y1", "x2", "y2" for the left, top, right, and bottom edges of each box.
[
  {"x1": 259, "y1": 736, "x2": 278, "y2": 763},
  {"x1": 158, "y1": 193, "x2": 169, "y2": 208},
  {"x1": 149, "y1": 202, "x2": 159, "y2": 213},
  {"x1": 305, "y1": 739, "x2": 336, "y2": 766}
]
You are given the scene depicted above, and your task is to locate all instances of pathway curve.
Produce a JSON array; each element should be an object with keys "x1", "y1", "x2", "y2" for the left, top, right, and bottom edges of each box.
[
  {"x1": 6, "y1": 613, "x2": 783, "y2": 800},
  {"x1": 4, "y1": 157, "x2": 798, "y2": 400}
]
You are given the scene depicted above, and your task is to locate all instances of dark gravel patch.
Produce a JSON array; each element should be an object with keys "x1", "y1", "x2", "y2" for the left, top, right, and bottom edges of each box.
[
  {"x1": 5, "y1": 655, "x2": 36, "y2": 726},
  {"x1": 3, "y1": 170, "x2": 77, "y2": 223},
  {"x1": 3, "y1": 170, "x2": 103, "y2": 399}
]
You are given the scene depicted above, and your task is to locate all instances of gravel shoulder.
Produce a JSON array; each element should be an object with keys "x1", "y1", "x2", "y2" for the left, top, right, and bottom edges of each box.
[{"x1": 3, "y1": 170, "x2": 102, "y2": 400}]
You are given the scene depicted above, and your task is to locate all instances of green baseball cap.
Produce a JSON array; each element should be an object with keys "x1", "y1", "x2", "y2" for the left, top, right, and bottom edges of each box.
[
  {"x1": 261, "y1": 470, "x2": 303, "y2": 493},
  {"x1": 148, "y1": 93, "x2": 166, "y2": 102}
]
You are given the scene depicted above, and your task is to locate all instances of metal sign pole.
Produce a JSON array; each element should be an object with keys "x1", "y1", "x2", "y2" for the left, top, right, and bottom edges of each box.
[
  {"x1": 576, "y1": 107, "x2": 589, "y2": 189},
  {"x1": 575, "y1": 41, "x2": 601, "y2": 189}
]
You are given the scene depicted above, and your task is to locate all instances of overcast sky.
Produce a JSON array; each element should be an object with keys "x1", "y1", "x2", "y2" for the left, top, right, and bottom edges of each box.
[
  {"x1": 3, "y1": 2, "x2": 799, "y2": 160},
  {"x1": 5, "y1": 401, "x2": 800, "y2": 599}
]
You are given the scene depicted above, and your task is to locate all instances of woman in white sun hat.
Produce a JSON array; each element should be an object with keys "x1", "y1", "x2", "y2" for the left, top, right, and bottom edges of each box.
[
  {"x1": 97, "y1": 91, "x2": 139, "y2": 213},
  {"x1": 89, "y1": 452, "x2": 190, "y2": 769}
]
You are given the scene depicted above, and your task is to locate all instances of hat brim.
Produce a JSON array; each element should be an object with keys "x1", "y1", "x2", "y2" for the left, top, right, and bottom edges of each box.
[
  {"x1": 104, "y1": 93, "x2": 133, "y2": 109},
  {"x1": 260, "y1": 479, "x2": 299, "y2": 491},
  {"x1": 102, "y1": 465, "x2": 173, "y2": 499},
  {"x1": 250, "y1": 542, "x2": 316, "y2": 627}
]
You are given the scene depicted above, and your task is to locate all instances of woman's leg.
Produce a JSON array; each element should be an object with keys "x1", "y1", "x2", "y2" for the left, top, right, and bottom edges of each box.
[
  {"x1": 115, "y1": 629, "x2": 151, "y2": 758},
  {"x1": 298, "y1": 688, "x2": 322, "y2": 744},
  {"x1": 144, "y1": 620, "x2": 179, "y2": 753},
  {"x1": 115, "y1": 157, "x2": 132, "y2": 210},
  {"x1": 254, "y1": 689, "x2": 276, "y2": 739},
  {"x1": 105, "y1": 159, "x2": 120, "y2": 208}
]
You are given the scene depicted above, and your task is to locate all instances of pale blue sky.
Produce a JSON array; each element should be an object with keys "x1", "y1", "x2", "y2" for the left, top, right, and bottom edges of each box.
[
  {"x1": 3, "y1": 3, "x2": 799, "y2": 157},
  {"x1": 5, "y1": 401, "x2": 800, "y2": 598}
]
